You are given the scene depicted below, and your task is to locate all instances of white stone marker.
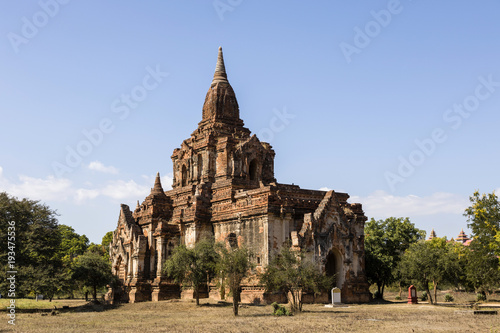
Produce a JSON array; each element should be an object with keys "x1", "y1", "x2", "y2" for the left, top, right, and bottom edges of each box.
[{"x1": 332, "y1": 287, "x2": 341, "y2": 305}]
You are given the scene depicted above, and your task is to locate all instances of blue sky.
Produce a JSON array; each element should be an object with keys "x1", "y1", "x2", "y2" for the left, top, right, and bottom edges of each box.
[{"x1": 1, "y1": 1, "x2": 499, "y2": 243}]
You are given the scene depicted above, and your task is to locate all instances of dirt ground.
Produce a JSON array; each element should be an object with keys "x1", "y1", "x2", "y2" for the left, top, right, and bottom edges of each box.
[{"x1": 1, "y1": 293, "x2": 499, "y2": 333}]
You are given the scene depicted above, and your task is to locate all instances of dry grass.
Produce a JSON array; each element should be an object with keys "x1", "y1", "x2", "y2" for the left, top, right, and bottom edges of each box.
[
  {"x1": 2, "y1": 296, "x2": 499, "y2": 333},
  {"x1": 0, "y1": 298, "x2": 88, "y2": 310}
]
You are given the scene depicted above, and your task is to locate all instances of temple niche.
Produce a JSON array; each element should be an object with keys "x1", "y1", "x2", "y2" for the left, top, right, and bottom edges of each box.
[{"x1": 107, "y1": 47, "x2": 371, "y2": 304}]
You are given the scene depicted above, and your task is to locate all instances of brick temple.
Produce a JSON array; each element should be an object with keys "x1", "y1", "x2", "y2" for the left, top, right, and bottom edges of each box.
[{"x1": 107, "y1": 47, "x2": 371, "y2": 304}]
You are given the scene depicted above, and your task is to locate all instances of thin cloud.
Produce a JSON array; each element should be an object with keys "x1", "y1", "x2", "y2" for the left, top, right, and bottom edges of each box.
[
  {"x1": 75, "y1": 188, "x2": 100, "y2": 203},
  {"x1": 0, "y1": 166, "x2": 172, "y2": 204},
  {"x1": 88, "y1": 161, "x2": 119, "y2": 174},
  {"x1": 100, "y1": 180, "x2": 150, "y2": 200},
  {"x1": 0, "y1": 166, "x2": 72, "y2": 201},
  {"x1": 350, "y1": 190, "x2": 469, "y2": 218}
]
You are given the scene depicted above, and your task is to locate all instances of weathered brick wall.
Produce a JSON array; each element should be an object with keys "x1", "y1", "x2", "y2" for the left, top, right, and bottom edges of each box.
[{"x1": 214, "y1": 215, "x2": 268, "y2": 267}]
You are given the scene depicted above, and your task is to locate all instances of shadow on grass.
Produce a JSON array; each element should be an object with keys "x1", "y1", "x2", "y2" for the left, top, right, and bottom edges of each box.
[
  {"x1": 369, "y1": 298, "x2": 400, "y2": 305},
  {"x1": 200, "y1": 301, "x2": 232, "y2": 308},
  {"x1": 238, "y1": 313, "x2": 275, "y2": 317},
  {"x1": 433, "y1": 303, "x2": 473, "y2": 309},
  {"x1": 434, "y1": 302, "x2": 500, "y2": 309},
  {"x1": 15, "y1": 301, "x2": 123, "y2": 314},
  {"x1": 71, "y1": 301, "x2": 123, "y2": 313},
  {"x1": 301, "y1": 310, "x2": 351, "y2": 314}
]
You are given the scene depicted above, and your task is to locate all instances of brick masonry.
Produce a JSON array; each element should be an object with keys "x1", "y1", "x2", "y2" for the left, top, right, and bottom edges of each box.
[{"x1": 106, "y1": 47, "x2": 371, "y2": 304}]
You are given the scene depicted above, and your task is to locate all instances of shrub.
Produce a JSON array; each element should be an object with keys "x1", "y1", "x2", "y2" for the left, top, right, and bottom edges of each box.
[
  {"x1": 395, "y1": 296, "x2": 401, "y2": 300},
  {"x1": 444, "y1": 294, "x2": 454, "y2": 302},
  {"x1": 271, "y1": 302, "x2": 292, "y2": 316},
  {"x1": 476, "y1": 293, "x2": 486, "y2": 302},
  {"x1": 421, "y1": 291, "x2": 428, "y2": 301}
]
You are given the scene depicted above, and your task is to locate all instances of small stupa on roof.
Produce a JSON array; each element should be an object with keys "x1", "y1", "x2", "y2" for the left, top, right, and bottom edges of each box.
[
  {"x1": 427, "y1": 228, "x2": 437, "y2": 240},
  {"x1": 456, "y1": 229, "x2": 470, "y2": 244}
]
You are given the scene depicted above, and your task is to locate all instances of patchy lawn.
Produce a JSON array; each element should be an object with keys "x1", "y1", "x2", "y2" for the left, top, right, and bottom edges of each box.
[
  {"x1": 0, "y1": 298, "x2": 88, "y2": 310},
  {"x1": 1, "y1": 296, "x2": 499, "y2": 333}
]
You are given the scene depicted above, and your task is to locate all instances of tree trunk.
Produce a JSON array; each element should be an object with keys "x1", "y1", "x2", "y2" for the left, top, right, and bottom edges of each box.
[
  {"x1": 195, "y1": 289, "x2": 200, "y2": 306},
  {"x1": 85, "y1": 291, "x2": 88, "y2": 301},
  {"x1": 298, "y1": 289, "x2": 303, "y2": 312},
  {"x1": 433, "y1": 281, "x2": 438, "y2": 304},
  {"x1": 381, "y1": 283, "x2": 385, "y2": 299},
  {"x1": 232, "y1": 290, "x2": 239, "y2": 316},
  {"x1": 288, "y1": 290, "x2": 297, "y2": 313},
  {"x1": 398, "y1": 281, "x2": 402, "y2": 299},
  {"x1": 219, "y1": 276, "x2": 225, "y2": 300},
  {"x1": 93, "y1": 285, "x2": 97, "y2": 301},
  {"x1": 425, "y1": 284, "x2": 433, "y2": 305}
]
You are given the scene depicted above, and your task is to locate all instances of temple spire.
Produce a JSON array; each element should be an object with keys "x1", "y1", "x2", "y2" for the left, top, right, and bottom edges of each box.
[
  {"x1": 198, "y1": 46, "x2": 248, "y2": 134},
  {"x1": 212, "y1": 46, "x2": 228, "y2": 86},
  {"x1": 151, "y1": 172, "x2": 164, "y2": 194}
]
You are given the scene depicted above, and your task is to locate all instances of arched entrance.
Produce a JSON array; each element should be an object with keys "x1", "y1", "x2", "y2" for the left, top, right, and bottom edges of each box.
[{"x1": 325, "y1": 249, "x2": 343, "y2": 289}]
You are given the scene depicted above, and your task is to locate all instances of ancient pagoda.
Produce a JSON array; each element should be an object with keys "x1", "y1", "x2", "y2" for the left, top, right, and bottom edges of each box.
[{"x1": 107, "y1": 47, "x2": 370, "y2": 304}]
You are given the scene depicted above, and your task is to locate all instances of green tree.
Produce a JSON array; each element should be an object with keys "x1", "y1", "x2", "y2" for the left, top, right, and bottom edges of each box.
[
  {"x1": 399, "y1": 238, "x2": 461, "y2": 304},
  {"x1": 464, "y1": 241, "x2": 500, "y2": 295},
  {"x1": 71, "y1": 251, "x2": 113, "y2": 301},
  {"x1": 23, "y1": 265, "x2": 64, "y2": 302},
  {"x1": 57, "y1": 225, "x2": 89, "y2": 298},
  {"x1": 101, "y1": 231, "x2": 113, "y2": 260},
  {"x1": 216, "y1": 244, "x2": 252, "y2": 316},
  {"x1": 464, "y1": 190, "x2": 500, "y2": 256},
  {"x1": 444, "y1": 240, "x2": 469, "y2": 290},
  {"x1": 0, "y1": 192, "x2": 63, "y2": 299},
  {"x1": 364, "y1": 217, "x2": 425, "y2": 298},
  {"x1": 463, "y1": 191, "x2": 500, "y2": 296},
  {"x1": 58, "y1": 225, "x2": 89, "y2": 265},
  {"x1": 163, "y1": 238, "x2": 218, "y2": 305},
  {"x1": 86, "y1": 240, "x2": 110, "y2": 261},
  {"x1": 260, "y1": 246, "x2": 333, "y2": 313}
]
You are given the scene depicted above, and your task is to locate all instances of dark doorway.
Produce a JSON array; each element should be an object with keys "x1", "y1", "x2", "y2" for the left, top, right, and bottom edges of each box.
[
  {"x1": 325, "y1": 249, "x2": 341, "y2": 302},
  {"x1": 197, "y1": 154, "x2": 203, "y2": 179},
  {"x1": 228, "y1": 233, "x2": 238, "y2": 248},
  {"x1": 181, "y1": 165, "x2": 187, "y2": 186},
  {"x1": 325, "y1": 251, "x2": 337, "y2": 277},
  {"x1": 249, "y1": 159, "x2": 258, "y2": 181}
]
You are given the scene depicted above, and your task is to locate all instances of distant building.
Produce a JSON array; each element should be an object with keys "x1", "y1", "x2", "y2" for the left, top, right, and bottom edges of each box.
[
  {"x1": 426, "y1": 228, "x2": 472, "y2": 246},
  {"x1": 427, "y1": 228, "x2": 437, "y2": 240},
  {"x1": 106, "y1": 47, "x2": 371, "y2": 304},
  {"x1": 456, "y1": 229, "x2": 470, "y2": 244}
]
